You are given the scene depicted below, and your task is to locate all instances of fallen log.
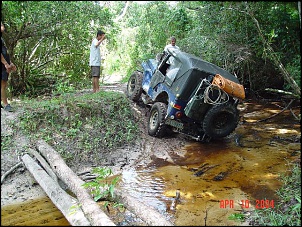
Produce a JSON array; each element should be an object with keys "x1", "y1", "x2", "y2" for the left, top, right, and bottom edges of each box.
[
  {"x1": 36, "y1": 139, "x2": 173, "y2": 226},
  {"x1": 257, "y1": 99, "x2": 295, "y2": 122},
  {"x1": 21, "y1": 154, "x2": 91, "y2": 226},
  {"x1": 114, "y1": 189, "x2": 174, "y2": 226},
  {"x1": 28, "y1": 147, "x2": 58, "y2": 182},
  {"x1": 28, "y1": 147, "x2": 69, "y2": 190},
  {"x1": 36, "y1": 139, "x2": 116, "y2": 226},
  {"x1": 78, "y1": 171, "x2": 174, "y2": 226}
]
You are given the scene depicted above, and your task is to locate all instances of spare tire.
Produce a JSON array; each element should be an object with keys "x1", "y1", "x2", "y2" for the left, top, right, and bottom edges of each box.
[
  {"x1": 126, "y1": 71, "x2": 143, "y2": 101},
  {"x1": 203, "y1": 102, "x2": 239, "y2": 138}
]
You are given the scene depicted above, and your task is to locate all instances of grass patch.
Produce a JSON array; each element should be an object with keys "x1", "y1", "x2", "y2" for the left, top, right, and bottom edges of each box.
[
  {"x1": 248, "y1": 161, "x2": 301, "y2": 226},
  {"x1": 1, "y1": 135, "x2": 14, "y2": 151},
  {"x1": 12, "y1": 90, "x2": 140, "y2": 166}
]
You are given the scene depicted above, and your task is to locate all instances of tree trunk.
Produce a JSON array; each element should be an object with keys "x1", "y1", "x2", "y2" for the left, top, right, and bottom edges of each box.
[
  {"x1": 228, "y1": 3, "x2": 301, "y2": 97},
  {"x1": 36, "y1": 139, "x2": 174, "y2": 226},
  {"x1": 21, "y1": 154, "x2": 91, "y2": 226},
  {"x1": 114, "y1": 189, "x2": 174, "y2": 226},
  {"x1": 246, "y1": 4, "x2": 301, "y2": 97},
  {"x1": 36, "y1": 139, "x2": 116, "y2": 226},
  {"x1": 28, "y1": 147, "x2": 58, "y2": 182}
]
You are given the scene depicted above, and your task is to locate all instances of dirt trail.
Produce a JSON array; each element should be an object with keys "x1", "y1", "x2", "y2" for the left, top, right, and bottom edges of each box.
[{"x1": 1, "y1": 82, "x2": 187, "y2": 207}]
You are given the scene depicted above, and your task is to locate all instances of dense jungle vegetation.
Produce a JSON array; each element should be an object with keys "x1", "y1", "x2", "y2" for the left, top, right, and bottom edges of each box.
[{"x1": 1, "y1": 1, "x2": 300, "y2": 99}]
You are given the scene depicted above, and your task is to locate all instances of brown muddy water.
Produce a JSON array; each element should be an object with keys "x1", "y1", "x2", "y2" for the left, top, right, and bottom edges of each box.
[
  {"x1": 1, "y1": 197, "x2": 70, "y2": 226},
  {"x1": 1, "y1": 101, "x2": 300, "y2": 226}
]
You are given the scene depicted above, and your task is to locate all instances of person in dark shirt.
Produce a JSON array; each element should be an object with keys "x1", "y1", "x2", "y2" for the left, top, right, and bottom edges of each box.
[{"x1": 1, "y1": 21, "x2": 16, "y2": 112}]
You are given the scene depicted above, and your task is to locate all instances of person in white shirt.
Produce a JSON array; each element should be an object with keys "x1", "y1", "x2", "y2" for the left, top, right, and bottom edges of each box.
[
  {"x1": 89, "y1": 30, "x2": 105, "y2": 93},
  {"x1": 164, "y1": 36, "x2": 180, "y2": 53},
  {"x1": 164, "y1": 36, "x2": 180, "y2": 71}
]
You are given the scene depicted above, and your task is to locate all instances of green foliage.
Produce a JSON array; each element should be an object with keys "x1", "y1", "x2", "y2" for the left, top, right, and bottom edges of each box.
[
  {"x1": 53, "y1": 78, "x2": 76, "y2": 95},
  {"x1": 82, "y1": 167, "x2": 119, "y2": 202},
  {"x1": 12, "y1": 90, "x2": 140, "y2": 165},
  {"x1": 1, "y1": 135, "x2": 14, "y2": 151},
  {"x1": 249, "y1": 162, "x2": 301, "y2": 226},
  {"x1": 228, "y1": 213, "x2": 246, "y2": 222},
  {"x1": 2, "y1": 1, "x2": 114, "y2": 97},
  {"x1": 284, "y1": 54, "x2": 301, "y2": 89},
  {"x1": 2, "y1": 1, "x2": 300, "y2": 98}
]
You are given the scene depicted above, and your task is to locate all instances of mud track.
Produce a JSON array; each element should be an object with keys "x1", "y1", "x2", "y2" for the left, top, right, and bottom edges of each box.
[{"x1": 1, "y1": 83, "x2": 187, "y2": 207}]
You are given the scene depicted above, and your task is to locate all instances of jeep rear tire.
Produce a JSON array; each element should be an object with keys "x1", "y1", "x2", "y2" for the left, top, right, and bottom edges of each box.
[
  {"x1": 127, "y1": 71, "x2": 143, "y2": 101},
  {"x1": 148, "y1": 102, "x2": 167, "y2": 137},
  {"x1": 203, "y1": 102, "x2": 239, "y2": 138}
]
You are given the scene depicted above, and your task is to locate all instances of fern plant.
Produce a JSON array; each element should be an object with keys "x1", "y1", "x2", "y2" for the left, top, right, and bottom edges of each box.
[{"x1": 82, "y1": 167, "x2": 119, "y2": 202}]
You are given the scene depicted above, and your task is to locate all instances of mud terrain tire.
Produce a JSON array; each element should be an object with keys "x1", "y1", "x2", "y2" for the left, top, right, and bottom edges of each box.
[
  {"x1": 127, "y1": 71, "x2": 143, "y2": 101},
  {"x1": 148, "y1": 102, "x2": 167, "y2": 138},
  {"x1": 203, "y1": 102, "x2": 239, "y2": 138}
]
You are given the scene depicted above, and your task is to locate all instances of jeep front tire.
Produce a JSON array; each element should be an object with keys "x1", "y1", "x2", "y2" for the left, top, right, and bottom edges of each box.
[
  {"x1": 203, "y1": 102, "x2": 239, "y2": 138},
  {"x1": 148, "y1": 102, "x2": 167, "y2": 137},
  {"x1": 127, "y1": 71, "x2": 143, "y2": 101}
]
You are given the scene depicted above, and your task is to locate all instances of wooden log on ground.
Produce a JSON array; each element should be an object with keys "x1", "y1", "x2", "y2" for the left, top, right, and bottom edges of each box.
[
  {"x1": 78, "y1": 173, "x2": 174, "y2": 226},
  {"x1": 21, "y1": 154, "x2": 91, "y2": 226},
  {"x1": 114, "y1": 189, "x2": 174, "y2": 226},
  {"x1": 28, "y1": 147, "x2": 69, "y2": 190},
  {"x1": 28, "y1": 147, "x2": 58, "y2": 182},
  {"x1": 36, "y1": 139, "x2": 116, "y2": 226}
]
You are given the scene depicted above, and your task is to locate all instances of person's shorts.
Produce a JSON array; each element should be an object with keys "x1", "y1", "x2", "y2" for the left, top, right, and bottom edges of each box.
[
  {"x1": 2, "y1": 65, "x2": 9, "y2": 81},
  {"x1": 91, "y1": 66, "x2": 100, "y2": 78}
]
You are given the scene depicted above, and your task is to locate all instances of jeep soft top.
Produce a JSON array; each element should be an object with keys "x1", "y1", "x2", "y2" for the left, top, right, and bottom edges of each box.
[{"x1": 127, "y1": 48, "x2": 245, "y2": 142}]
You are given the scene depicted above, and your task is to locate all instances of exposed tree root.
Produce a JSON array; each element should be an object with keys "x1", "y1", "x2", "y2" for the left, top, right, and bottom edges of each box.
[
  {"x1": 257, "y1": 99, "x2": 295, "y2": 122},
  {"x1": 1, "y1": 162, "x2": 23, "y2": 184}
]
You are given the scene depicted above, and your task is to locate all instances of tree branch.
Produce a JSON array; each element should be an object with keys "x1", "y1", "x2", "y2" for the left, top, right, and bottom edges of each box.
[
  {"x1": 114, "y1": 1, "x2": 131, "y2": 22},
  {"x1": 226, "y1": 3, "x2": 301, "y2": 97},
  {"x1": 1, "y1": 162, "x2": 23, "y2": 184},
  {"x1": 257, "y1": 99, "x2": 295, "y2": 122}
]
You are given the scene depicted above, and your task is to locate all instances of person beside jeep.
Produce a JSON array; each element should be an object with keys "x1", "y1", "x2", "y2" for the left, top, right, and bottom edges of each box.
[
  {"x1": 89, "y1": 30, "x2": 105, "y2": 93},
  {"x1": 127, "y1": 47, "x2": 245, "y2": 142},
  {"x1": 164, "y1": 36, "x2": 179, "y2": 53},
  {"x1": 163, "y1": 36, "x2": 180, "y2": 74}
]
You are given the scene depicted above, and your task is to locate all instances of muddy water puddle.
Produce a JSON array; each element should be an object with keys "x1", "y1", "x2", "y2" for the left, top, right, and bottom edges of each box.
[
  {"x1": 1, "y1": 101, "x2": 300, "y2": 226},
  {"x1": 120, "y1": 101, "x2": 300, "y2": 226},
  {"x1": 1, "y1": 196, "x2": 69, "y2": 226}
]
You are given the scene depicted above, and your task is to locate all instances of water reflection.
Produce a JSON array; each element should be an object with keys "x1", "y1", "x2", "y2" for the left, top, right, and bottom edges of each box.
[
  {"x1": 121, "y1": 168, "x2": 168, "y2": 214},
  {"x1": 1, "y1": 197, "x2": 69, "y2": 226},
  {"x1": 119, "y1": 101, "x2": 300, "y2": 226}
]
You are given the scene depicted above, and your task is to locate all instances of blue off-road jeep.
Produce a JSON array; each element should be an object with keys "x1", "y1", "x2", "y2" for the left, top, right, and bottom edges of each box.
[{"x1": 126, "y1": 48, "x2": 245, "y2": 142}]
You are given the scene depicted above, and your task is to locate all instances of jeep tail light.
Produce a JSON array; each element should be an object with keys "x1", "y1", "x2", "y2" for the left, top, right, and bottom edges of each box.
[
  {"x1": 173, "y1": 104, "x2": 182, "y2": 110},
  {"x1": 175, "y1": 111, "x2": 182, "y2": 119}
]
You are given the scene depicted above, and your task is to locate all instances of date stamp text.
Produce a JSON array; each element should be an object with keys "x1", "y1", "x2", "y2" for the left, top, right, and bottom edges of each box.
[{"x1": 220, "y1": 199, "x2": 274, "y2": 209}]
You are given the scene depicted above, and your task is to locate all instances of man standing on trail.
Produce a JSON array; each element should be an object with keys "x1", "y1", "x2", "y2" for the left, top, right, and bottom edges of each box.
[
  {"x1": 1, "y1": 21, "x2": 17, "y2": 112},
  {"x1": 89, "y1": 30, "x2": 105, "y2": 93}
]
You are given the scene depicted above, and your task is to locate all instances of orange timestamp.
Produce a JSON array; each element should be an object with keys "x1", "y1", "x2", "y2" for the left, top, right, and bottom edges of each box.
[{"x1": 220, "y1": 199, "x2": 275, "y2": 209}]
